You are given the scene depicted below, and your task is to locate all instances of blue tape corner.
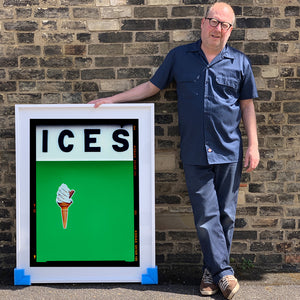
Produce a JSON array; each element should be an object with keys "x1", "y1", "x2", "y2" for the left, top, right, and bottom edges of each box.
[
  {"x1": 14, "y1": 268, "x2": 31, "y2": 286},
  {"x1": 141, "y1": 266, "x2": 158, "y2": 285}
]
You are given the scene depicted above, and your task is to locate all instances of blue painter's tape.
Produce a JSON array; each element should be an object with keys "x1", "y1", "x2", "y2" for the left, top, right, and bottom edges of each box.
[
  {"x1": 14, "y1": 268, "x2": 31, "y2": 285},
  {"x1": 141, "y1": 266, "x2": 158, "y2": 284}
]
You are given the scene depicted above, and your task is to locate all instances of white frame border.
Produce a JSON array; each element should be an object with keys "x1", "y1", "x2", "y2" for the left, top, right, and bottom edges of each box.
[{"x1": 15, "y1": 104, "x2": 156, "y2": 284}]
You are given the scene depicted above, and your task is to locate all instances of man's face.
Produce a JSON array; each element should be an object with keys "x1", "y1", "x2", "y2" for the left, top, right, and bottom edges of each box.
[{"x1": 201, "y1": 5, "x2": 234, "y2": 53}]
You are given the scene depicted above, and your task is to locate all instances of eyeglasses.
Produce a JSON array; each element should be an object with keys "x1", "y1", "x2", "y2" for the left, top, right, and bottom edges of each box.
[{"x1": 205, "y1": 18, "x2": 233, "y2": 32}]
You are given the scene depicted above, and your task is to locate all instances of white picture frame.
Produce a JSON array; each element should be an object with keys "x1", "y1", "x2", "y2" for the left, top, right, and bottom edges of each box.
[{"x1": 14, "y1": 104, "x2": 156, "y2": 285}]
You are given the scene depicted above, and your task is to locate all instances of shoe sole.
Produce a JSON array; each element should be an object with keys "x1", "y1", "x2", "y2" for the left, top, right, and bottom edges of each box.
[
  {"x1": 227, "y1": 281, "x2": 240, "y2": 299},
  {"x1": 200, "y1": 289, "x2": 219, "y2": 296}
]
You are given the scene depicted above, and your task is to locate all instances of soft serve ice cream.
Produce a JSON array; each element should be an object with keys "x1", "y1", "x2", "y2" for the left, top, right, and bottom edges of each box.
[{"x1": 56, "y1": 183, "x2": 75, "y2": 229}]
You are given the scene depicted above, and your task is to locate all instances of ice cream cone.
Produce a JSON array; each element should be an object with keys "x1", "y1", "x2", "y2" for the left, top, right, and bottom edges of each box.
[{"x1": 58, "y1": 202, "x2": 72, "y2": 229}]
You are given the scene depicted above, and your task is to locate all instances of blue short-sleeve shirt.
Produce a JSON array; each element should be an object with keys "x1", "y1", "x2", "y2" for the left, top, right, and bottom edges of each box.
[{"x1": 150, "y1": 39, "x2": 258, "y2": 165}]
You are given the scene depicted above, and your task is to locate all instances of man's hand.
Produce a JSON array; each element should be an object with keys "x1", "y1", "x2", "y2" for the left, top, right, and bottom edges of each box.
[
  {"x1": 88, "y1": 98, "x2": 113, "y2": 108},
  {"x1": 244, "y1": 146, "x2": 260, "y2": 172}
]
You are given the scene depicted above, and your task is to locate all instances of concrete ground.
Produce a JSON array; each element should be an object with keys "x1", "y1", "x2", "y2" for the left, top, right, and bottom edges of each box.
[{"x1": 0, "y1": 273, "x2": 299, "y2": 300}]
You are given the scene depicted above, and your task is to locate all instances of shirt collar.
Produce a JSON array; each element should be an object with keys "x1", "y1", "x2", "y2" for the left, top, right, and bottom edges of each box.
[{"x1": 188, "y1": 39, "x2": 235, "y2": 60}]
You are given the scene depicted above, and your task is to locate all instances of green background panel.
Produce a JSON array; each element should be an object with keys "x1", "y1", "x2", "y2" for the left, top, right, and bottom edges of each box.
[{"x1": 35, "y1": 161, "x2": 135, "y2": 262}]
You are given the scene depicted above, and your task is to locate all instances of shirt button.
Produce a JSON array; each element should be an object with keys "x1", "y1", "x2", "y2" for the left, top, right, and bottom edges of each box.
[{"x1": 208, "y1": 148, "x2": 213, "y2": 153}]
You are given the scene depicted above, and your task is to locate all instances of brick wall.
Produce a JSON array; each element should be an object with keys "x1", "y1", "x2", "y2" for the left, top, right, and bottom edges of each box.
[{"x1": 0, "y1": 0, "x2": 299, "y2": 283}]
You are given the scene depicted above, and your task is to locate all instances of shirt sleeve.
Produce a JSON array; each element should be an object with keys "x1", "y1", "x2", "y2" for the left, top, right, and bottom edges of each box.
[
  {"x1": 239, "y1": 55, "x2": 258, "y2": 100},
  {"x1": 150, "y1": 48, "x2": 176, "y2": 90}
]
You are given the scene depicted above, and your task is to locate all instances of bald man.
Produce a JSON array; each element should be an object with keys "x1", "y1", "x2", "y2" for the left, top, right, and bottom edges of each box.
[{"x1": 90, "y1": 2, "x2": 259, "y2": 299}]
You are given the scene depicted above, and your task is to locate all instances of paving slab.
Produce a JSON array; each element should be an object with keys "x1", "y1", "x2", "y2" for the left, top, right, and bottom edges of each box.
[{"x1": 0, "y1": 273, "x2": 299, "y2": 300}]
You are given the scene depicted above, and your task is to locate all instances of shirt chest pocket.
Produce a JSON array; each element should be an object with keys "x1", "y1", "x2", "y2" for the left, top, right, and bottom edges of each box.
[
  {"x1": 177, "y1": 75, "x2": 202, "y2": 98},
  {"x1": 216, "y1": 76, "x2": 239, "y2": 91},
  {"x1": 215, "y1": 76, "x2": 240, "y2": 99}
]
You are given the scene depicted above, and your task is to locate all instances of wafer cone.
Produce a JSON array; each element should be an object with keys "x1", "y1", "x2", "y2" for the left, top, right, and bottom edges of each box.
[{"x1": 58, "y1": 202, "x2": 72, "y2": 229}]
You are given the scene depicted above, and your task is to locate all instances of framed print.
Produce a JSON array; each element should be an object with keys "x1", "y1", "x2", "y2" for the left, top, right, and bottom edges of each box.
[{"x1": 14, "y1": 104, "x2": 156, "y2": 284}]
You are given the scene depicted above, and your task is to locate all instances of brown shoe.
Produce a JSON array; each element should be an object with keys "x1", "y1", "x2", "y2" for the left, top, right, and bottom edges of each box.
[
  {"x1": 218, "y1": 275, "x2": 240, "y2": 299},
  {"x1": 200, "y1": 268, "x2": 219, "y2": 296}
]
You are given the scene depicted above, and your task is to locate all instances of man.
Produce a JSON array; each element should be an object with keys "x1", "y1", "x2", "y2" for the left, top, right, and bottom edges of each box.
[{"x1": 89, "y1": 2, "x2": 259, "y2": 299}]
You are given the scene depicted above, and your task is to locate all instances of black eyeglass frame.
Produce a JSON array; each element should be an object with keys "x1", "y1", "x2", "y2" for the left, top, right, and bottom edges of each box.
[{"x1": 205, "y1": 17, "x2": 233, "y2": 31}]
